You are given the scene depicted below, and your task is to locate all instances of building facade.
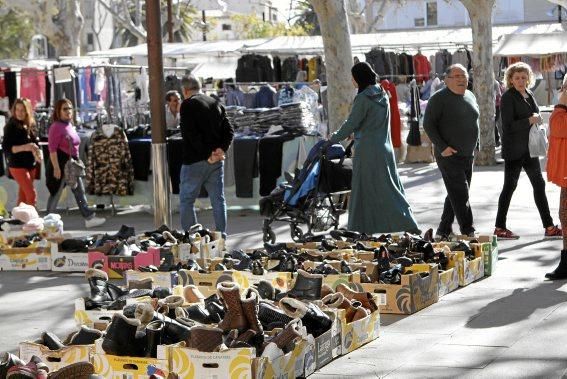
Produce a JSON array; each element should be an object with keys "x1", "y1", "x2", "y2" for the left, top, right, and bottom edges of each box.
[{"x1": 364, "y1": 0, "x2": 562, "y2": 31}]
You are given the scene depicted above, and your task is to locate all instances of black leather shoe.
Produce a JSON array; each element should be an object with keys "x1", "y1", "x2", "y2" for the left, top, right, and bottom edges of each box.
[
  {"x1": 102, "y1": 314, "x2": 141, "y2": 356},
  {"x1": 204, "y1": 294, "x2": 225, "y2": 323},
  {"x1": 340, "y1": 260, "x2": 352, "y2": 273},
  {"x1": 252, "y1": 260, "x2": 265, "y2": 275},
  {"x1": 180, "y1": 304, "x2": 213, "y2": 324},
  {"x1": 151, "y1": 312, "x2": 192, "y2": 345},
  {"x1": 145, "y1": 320, "x2": 164, "y2": 358},
  {"x1": 285, "y1": 269, "x2": 322, "y2": 300},
  {"x1": 258, "y1": 301, "x2": 293, "y2": 331},
  {"x1": 67, "y1": 325, "x2": 103, "y2": 346},
  {"x1": 279, "y1": 298, "x2": 331, "y2": 337}
]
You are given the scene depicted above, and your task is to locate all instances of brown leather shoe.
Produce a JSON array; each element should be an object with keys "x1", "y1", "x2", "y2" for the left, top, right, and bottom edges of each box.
[
  {"x1": 350, "y1": 301, "x2": 369, "y2": 322},
  {"x1": 264, "y1": 319, "x2": 303, "y2": 353},
  {"x1": 217, "y1": 282, "x2": 249, "y2": 332},
  {"x1": 336, "y1": 283, "x2": 378, "y2": 312},
  {"x1": 320, "y1": 284, "x2": 334, "y2": 299},
  {"x1": 189, "y1": 326, "x2": 223, "y2": 352},
  {"x1": 240, "y1": 289, "x2": 263, "y2": 333},
  {"x1": 183, "y1": 285, "x2": 205, "y2": 303}
]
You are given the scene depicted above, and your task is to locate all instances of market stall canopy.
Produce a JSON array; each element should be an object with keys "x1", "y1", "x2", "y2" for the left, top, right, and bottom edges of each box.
[
  {"x1": 493, "y1": 32, "x2": 567, "y2": 56},
  {"x1": 164, "y1": 38, "x2": 269, "y2": 57},
  {"x1": 242, "y1": 22, "x2": 564, "y2": 55},
  {"x1": 190, "y1": 57, "x2": 239, "y2": 79},
  {"x1": 87, "y1": 43, "x2": 186, "y2": 57}
]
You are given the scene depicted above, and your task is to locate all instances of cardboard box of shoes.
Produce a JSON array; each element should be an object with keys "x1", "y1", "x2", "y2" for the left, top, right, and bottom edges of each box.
[
  {"x1": 0, "y1": 240, "x2": 54, "y2": 271},
  {"x1": 93, "y1": 339, "x2": 170, "y2": 378},
  {"x1": 438, "y1": 266, "x2": 459, "y2": 298},
  {"x1": 176, "y1": 270, "x2": 251, "y2": 297},
  {"x1": 352, "y1": 264, "x2": 440, "y2": 315},
  {"x1": 74, "y1": 298, "x2": 122, "y2": 329},
  {"x1": 447, "y1": 249, "x2": 485, "y2": 287},
  {"x1": 253, "y1": 337, "x2": 308, "y2": 379},
  {"x1": 19, "y1": 341, "x2": 93, "y2": 372},
  {"x1": 298, "y1": 261, "x2": 353, "y2": 290},
  {"x1": 169, "y1": 346, "x2": 256, "y2": 378},
  {"x1": 51, "y1": 246, "x2": 89, "y2": 272},
  {"x1": 87, "y1": 249, "x2": 161, "y2": 279}
]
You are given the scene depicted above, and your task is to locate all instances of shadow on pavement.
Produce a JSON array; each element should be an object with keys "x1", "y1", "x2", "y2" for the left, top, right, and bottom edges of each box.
[{"x1": 465, "y1": 280, "x2": 567, "y2": 329}]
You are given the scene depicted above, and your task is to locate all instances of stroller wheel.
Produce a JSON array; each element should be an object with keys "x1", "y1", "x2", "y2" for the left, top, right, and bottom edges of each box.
[
  {"x1": 263, "y1": 228, "x2": 276, "y2": 244},
  {"x1": 290, "y1": 224, "x2": 304, "y2": 242}
]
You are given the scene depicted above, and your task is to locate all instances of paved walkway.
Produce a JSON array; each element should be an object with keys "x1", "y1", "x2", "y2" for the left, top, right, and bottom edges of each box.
[{"x1": 1, "y1": 161, "x2": 566, "y2": 378}]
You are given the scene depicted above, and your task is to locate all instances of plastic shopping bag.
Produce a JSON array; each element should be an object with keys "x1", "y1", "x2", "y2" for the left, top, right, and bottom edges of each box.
[{"x1": 528, "y1": 124, "x2": 548, "y2": 157}]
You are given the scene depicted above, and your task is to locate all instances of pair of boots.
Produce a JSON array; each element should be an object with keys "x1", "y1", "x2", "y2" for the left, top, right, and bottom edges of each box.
[
  {"x1": 85, "y1": 268, "x2": 151, "y2": 310},
  {"x1": 321, "y1": 292, "x2": 369, "y2": 323},
  {"x1": 546, "y1": 250, "x2": 567, "y2": 280},
  {"x1": 217, "y1": 282, "x2": 263, "y2": 335}
]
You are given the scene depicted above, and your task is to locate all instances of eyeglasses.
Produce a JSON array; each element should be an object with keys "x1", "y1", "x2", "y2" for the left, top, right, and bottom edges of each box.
[{"x1": 62, "y1": 107, "x2": 73, "y2": 111}]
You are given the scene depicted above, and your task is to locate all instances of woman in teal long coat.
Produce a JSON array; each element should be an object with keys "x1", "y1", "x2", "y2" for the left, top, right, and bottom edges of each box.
[{"x1": 329, "y1": 62, "x2": 419, "y2": 234}]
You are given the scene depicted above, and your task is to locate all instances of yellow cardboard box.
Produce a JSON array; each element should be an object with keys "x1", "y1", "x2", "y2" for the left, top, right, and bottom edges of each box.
[
  {"x1": 74, "y1": 298, "x2": 121, "y2": 329},
  {"x1": 124, "y1": 270, "x2": 178, "y2": 288},
  {"x1": 438, "y1": 267, "x2": 459, "y2": 297},
  {"x1": 177, "y1": 270, "x2": 250, "y2": 297},
  {"x1": 0, "y1": 240, "x2": 54, "y2": 271},
  {"x1": 253, "y1": 339, "x2": 307, "y2": 379},
  {"x1": 352, "y1": 264, "x2": 439, "y2": 314},
  {"x1": 338, "y1": 307, "x2": 380, "y2": 355},
  {"x1": 297, "y1": 261, "x2": 353, "y2": 290},
  {"x1": 170, "y1": 346, "x2": 255, "y2": 378},
  {"x1": 19, "y1": 341, "x2": 93, "y2": 372},
  {"x1": 93, "y1": 340, "x2": 169, "y2": 378},
  {"x1": 448, "y1": 250, "x2": 485, "y2": 287},
  {"x1": 240, "y1": 270, "x2": 292, "y2": 292}
]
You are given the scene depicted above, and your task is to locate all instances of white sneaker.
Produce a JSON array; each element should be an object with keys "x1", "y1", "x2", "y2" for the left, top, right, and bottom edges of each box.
[{"x1": 85, "y1": 216, "x2": 106, "y2": 229}]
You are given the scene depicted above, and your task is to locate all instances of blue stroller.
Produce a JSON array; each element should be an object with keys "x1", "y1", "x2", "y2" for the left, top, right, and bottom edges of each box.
[{"x1": 260, "y1": 140, "x2": 353, "y2": 243}]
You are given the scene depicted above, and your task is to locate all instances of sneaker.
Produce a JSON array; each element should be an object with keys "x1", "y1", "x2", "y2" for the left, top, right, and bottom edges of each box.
[
  {"x1": 494, "y1": 227, "x2": 520, "y2": 240},
  {"x1": 85, "y1": 216, "x2": 106, "y2": 229},
  {"x1": 544, "y1": 225, "x2": 562, "y2": 239}
]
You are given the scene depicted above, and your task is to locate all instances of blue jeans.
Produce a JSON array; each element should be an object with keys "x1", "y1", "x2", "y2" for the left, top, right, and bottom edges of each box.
[
  {"x1": 179, "y1": 160, "x2": 227, "y2": 234},
  {"x1": 46, "y1": 177, "x2": 95, "y2": 220}
]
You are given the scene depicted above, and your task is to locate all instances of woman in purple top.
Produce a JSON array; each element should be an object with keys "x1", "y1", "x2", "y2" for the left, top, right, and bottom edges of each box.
[{"x1": 46, "y1": 99, "x2": 105, "y2": 228}]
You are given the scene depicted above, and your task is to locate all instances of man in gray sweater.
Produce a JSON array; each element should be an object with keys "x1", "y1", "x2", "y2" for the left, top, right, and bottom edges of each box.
[{"x1": 424, "y1": 64, "x2": 480, "y2": 239}]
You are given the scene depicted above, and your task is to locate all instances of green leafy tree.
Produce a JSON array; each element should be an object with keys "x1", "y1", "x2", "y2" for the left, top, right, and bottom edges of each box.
[
  {"x1": 292, "y1": 0, "x2": 320, "y2": 35},
  {"x1": 0, "y1": 9, "x2": 34, "y2": 59},
  {"x1": 231, "y1": 14, "x2": 312, "y2": 39}
]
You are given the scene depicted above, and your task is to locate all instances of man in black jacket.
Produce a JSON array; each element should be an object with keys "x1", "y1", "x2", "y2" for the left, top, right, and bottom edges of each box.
[
  {"x1": 424, "y1": 64, "x2": 480, "y2": 239},
  {"x1": 179, "y1": 75, "x2": 234, "y2": 235}
]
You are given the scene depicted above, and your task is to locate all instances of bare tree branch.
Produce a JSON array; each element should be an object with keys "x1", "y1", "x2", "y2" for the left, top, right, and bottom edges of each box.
[{"x1": 96, "y1": 0, "x2": 147, "y2": 41}]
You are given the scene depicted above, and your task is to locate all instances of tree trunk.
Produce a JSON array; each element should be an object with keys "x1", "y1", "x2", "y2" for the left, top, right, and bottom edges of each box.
[
  {"x1": 311, "y1": 0, "x2": 354, "y2": 136},
  {"x1": 461, "y1": 0, "x2": 496, "y2": 165},
  {"x1": 56, "y1": 0, "x2": 84, "y2": 56}
]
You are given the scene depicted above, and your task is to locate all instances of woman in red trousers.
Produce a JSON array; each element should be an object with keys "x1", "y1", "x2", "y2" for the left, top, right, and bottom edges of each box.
[{"x1": 2, "y1": 98, "x2": 42, "y2": 207}]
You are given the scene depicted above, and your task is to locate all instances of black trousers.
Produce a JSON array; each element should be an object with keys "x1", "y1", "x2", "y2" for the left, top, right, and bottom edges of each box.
[
  {"x1": 495, "y1": 153, "x2": 553, "y2": 229},
  {"x1": 436, "y1": 155, "x2": 475, "y2": 236}
]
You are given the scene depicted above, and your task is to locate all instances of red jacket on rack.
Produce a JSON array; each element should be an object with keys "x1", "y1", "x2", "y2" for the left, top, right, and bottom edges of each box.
[
  {"x1": 381, "y1": 80, "x2": 402, "y2": 148},
  {"x1": 413, "y1": 54, "x2": 431, "y2": 83}
]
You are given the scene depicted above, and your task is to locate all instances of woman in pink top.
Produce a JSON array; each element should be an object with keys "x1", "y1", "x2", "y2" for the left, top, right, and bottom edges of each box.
[{"x1": 46, "y1": 99, "x2": 105, "y2": 228}]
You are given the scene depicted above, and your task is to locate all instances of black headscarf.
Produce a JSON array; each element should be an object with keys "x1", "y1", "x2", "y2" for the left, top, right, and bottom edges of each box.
[{"x1": 351, "y1": 62, "x2": 377, "y2": 93}]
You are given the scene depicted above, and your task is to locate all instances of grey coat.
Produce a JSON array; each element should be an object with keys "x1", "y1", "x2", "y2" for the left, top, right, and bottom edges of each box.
[{"x1": 330, "y1": 85, "x2": 419, "y2": 234}]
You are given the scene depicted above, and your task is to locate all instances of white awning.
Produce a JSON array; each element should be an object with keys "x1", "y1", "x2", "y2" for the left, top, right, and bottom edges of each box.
[
  {"x1": 493, "y1": 32, "x2": 567, "y2": 56},
  {"x1": 190, "y1": 57, "x2": 238, "y2": 79}
]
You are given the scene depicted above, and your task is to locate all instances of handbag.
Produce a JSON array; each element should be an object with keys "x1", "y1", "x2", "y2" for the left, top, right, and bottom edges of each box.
[
  {"x1": 528, "y1": 123, "x2": 548, "y2": 158},
  {"x1": 63, "y1": 137, "x2": 86, "y2": 189}
]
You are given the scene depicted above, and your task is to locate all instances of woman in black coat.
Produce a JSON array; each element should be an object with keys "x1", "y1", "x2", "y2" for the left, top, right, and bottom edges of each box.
[{"x1": 494, "y1": 62, "x2": 561, "y2": 239}]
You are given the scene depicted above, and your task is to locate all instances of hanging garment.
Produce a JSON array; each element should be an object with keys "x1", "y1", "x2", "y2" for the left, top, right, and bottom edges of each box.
[
  {"x1": 0, "y1": 69, "x2": 6, "y2": 98},
  {"x1": 86, "y1": 126, "x2": 134, "y2": 196},
  {"x1": 273, "y1": 56, "x2": 282, "y2": 82},
  {"x1": 407, "y1": 79, "x2": 422, "y2": 146},
  {"x1": 137, "y1": 67, "x2": 150, "y2": 104},
  {"x1": 381, "y1": 80, "x2": 401, "y2": 148},
  {"x1": 253, "y1": 85, "x2": 277, "y2": 108},
  {"x1": 412, "y1": 54, "x2": 431, "y2": 83},
  {"x1": 4, "y1": 71, "x2": 18, "y2": 108},
  {"x1": 20, "y1": 68, "x2": 47, "y2": 109},
  {"x1": 226, "y1": 87, "x2": 245, "y2": 106},
  {"x1": 281, "y1": 56, "x2": 300, "y2": 82},
  {"x1": 278, "y1": 86, "x2": 295, "y2": 106}
]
